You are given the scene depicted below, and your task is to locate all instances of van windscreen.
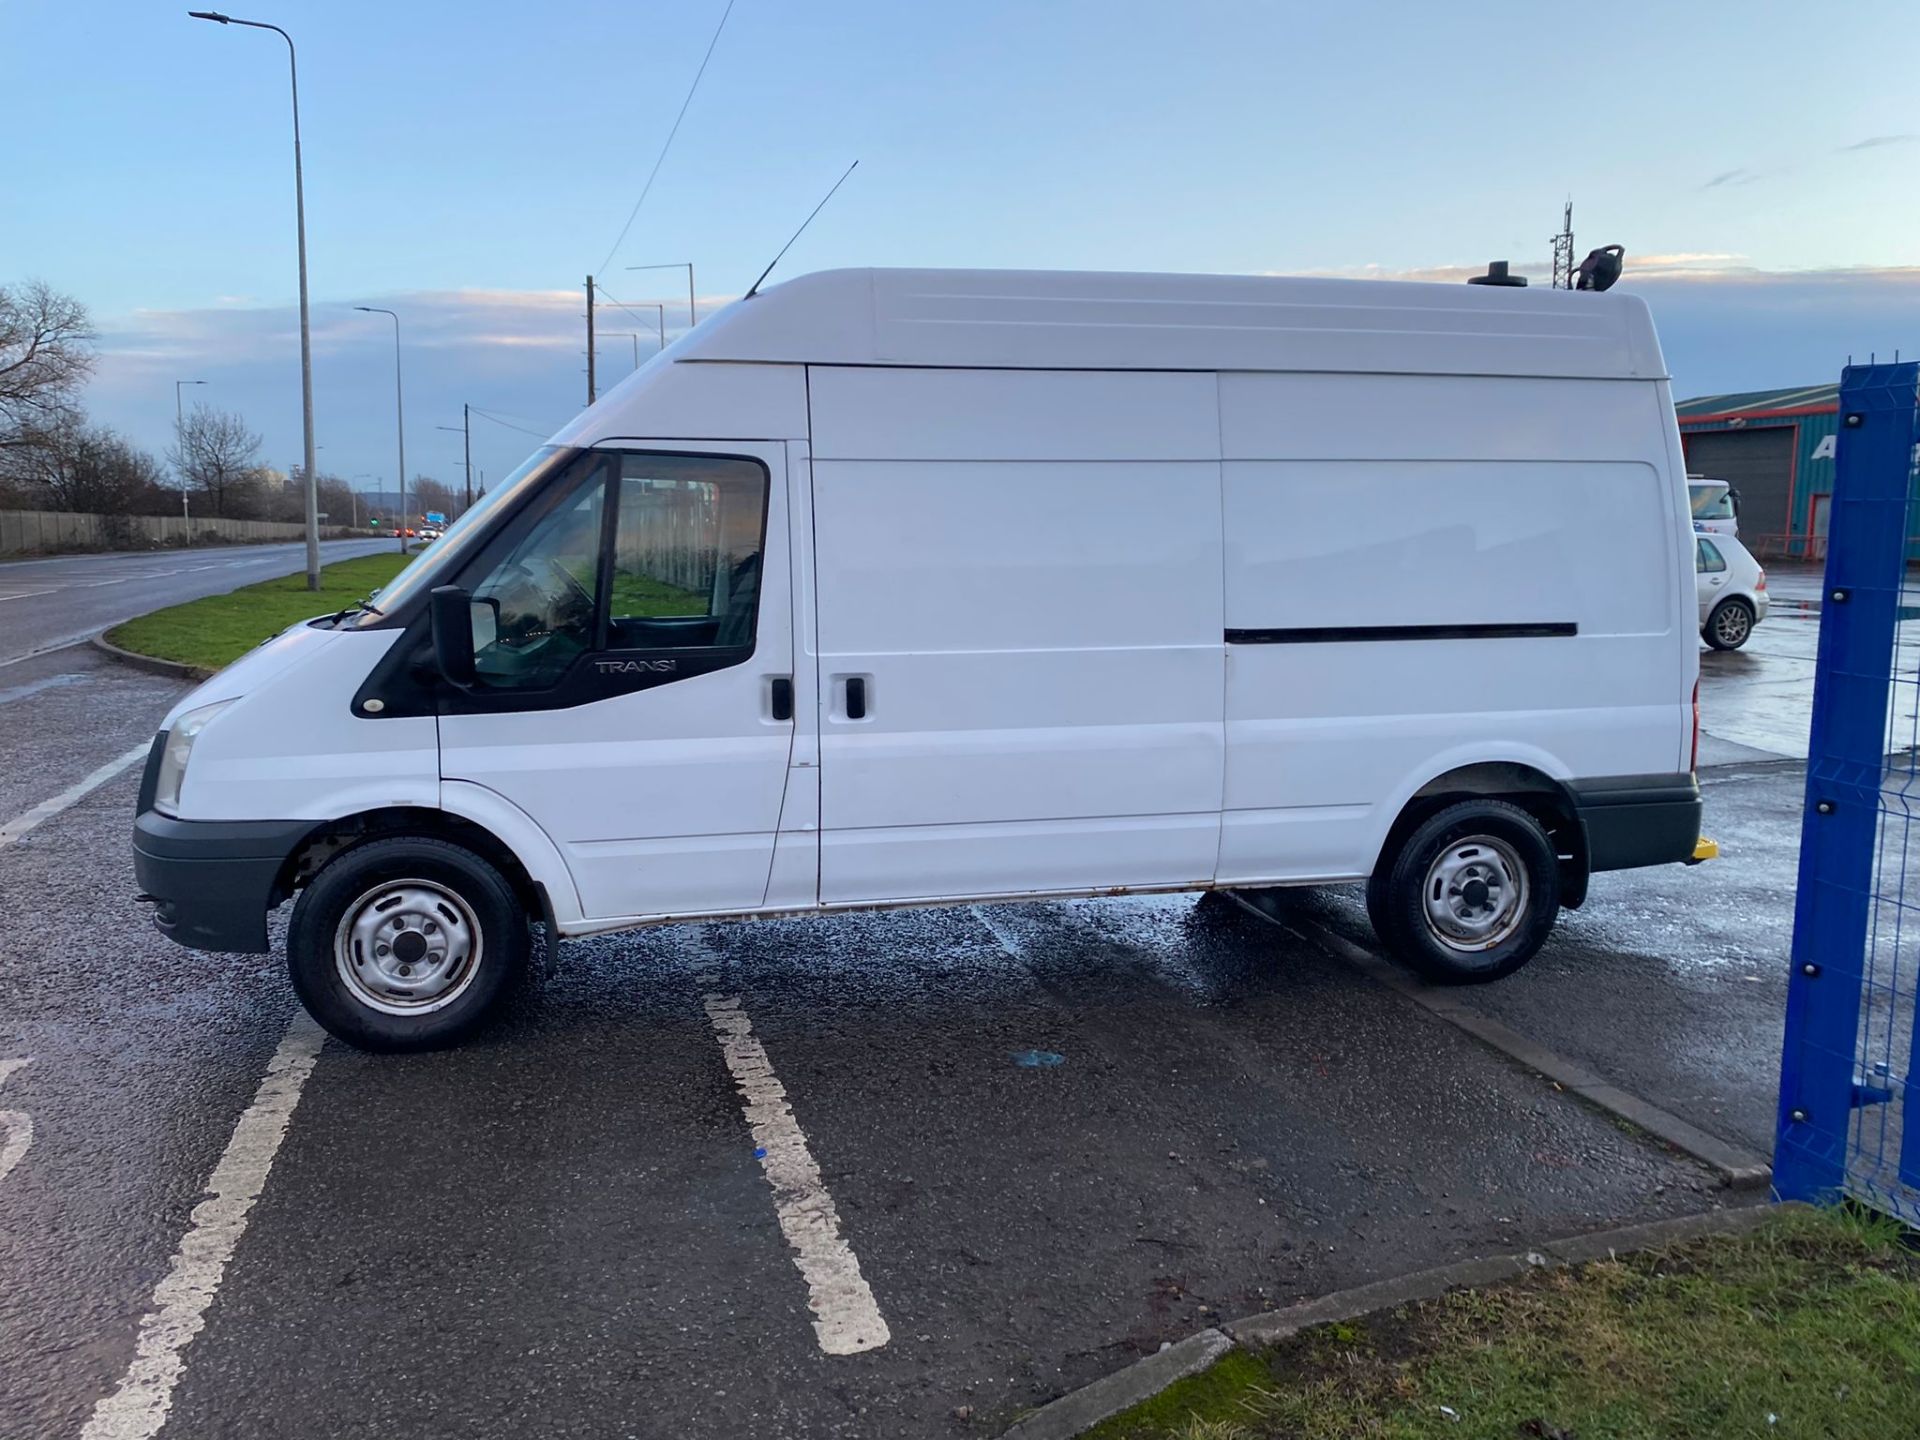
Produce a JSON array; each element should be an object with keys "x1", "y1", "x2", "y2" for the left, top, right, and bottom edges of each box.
[
  {"x1": 343, "y1": 446, "x2": 570, "y2": 627},
  {"x1": 1689, "y1": 485, "x2": 1735, "y2": 520}
]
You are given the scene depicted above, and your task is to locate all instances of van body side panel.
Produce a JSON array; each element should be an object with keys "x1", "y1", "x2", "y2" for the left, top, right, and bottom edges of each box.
[
  {"x1": 175, "y1": 629, "x2": 439, "y2": 821},
  {"x1": 808, "y1": 367, "x2": 1225, "y2": 903},
  {"x1": 559, "y1": 358, "x2": 812, "y2": 447},
  {"x1": 1656, "y1": 379, "x2": 1705, "y2": 774},
  {"x1": 763, "y1": 439, "x2": 823, "y2": 914},
  {"x1": 1216, "y1": 373, "x2": 1687, "y2": 883},
  {"x1": 436, "y1": 780, "x2": 587, "y2": 926}
]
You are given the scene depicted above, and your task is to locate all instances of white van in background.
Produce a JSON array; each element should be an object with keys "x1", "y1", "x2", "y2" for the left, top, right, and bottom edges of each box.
[
  {"x1": 1688, "y1": 476, "x2": 1739, "y2": 538},
  {"x1": 132, "y1": 267, "x2": 1706, "y2": 1051}
]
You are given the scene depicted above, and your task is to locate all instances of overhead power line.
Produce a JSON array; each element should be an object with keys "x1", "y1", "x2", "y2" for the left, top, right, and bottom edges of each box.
[
  {"x1": 467, "y1": 407, "x2": 553, "y2": 440},
  {"x1": 595, "y1": 0, "x2": 737, "y2": 275},
  {"x1": 592, "y1": 281, "x2": 677, "y2": 331}
]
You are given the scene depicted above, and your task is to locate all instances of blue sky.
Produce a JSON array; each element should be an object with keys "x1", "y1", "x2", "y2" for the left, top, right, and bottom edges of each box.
[{"x1": 3, "y1": 0, "x2": 1916, "y2": 491}]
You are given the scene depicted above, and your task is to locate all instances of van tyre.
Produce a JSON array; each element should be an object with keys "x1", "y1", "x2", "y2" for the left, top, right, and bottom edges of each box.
[
  {"x1": 1367, "y1": 799, "x2": 1560, "y2": 984},
  {"x1": 1704, "y1": 597, "x2": 1754, "y2": 650},
  {"x1": 287, "y1": 836, "x2": 530, "y2": 1052}
]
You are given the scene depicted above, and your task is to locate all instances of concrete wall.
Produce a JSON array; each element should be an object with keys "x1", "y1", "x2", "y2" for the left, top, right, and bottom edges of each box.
[{"x1": 0, "y1": 510, "x2": 355, "y2": 557}]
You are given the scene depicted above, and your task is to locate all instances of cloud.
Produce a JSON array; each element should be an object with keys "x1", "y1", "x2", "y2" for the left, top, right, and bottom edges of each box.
[
  {"x1": 71, "y1": 269, "x2": 1920, "y2": 485},
  {"x1": 1700, "y1": 168, "x2": 1761, "y2": 191},
  {"x1": 1281, "y1": 253, "x2": 1758, "y2": 284},
  {"x1": 80, "y1": 287, "x2": 658, "y2": 486},
  {"x1": 1277, "y1": 261, "x2": 1552, "y2": 285},
  {"x1": 1630, "y1": 252, "x2": 1752, "y2": 273},
  {"x1": 1261, "y1": 262, "x2": 1920, "y2": 399},
  {"x1": 1839, "y1": 133, "x2": 1914, "y2": 152}
]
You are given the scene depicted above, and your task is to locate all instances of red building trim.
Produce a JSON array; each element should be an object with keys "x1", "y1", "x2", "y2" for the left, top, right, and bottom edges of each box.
[{"x1": 1677, "y1": 401, "x2": 1839, "y2": 426}]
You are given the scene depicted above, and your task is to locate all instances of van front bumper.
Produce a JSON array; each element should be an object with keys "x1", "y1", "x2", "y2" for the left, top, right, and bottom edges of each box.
[
  {"x1": 133, "y1": 812, "x2": 311, "y2": 954},
  {"x1": 1568, "y1": 773, "x2": 1703, "y2": 872}
]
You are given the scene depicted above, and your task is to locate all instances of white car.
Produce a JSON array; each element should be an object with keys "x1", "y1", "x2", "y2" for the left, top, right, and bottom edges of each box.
[{"x1": 1697, "y1": 530, "x2": 1767, "y2": 649}]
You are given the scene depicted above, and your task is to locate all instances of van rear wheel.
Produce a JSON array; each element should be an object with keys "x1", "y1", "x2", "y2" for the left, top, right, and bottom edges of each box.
[
  {"x1": 1367, "y1": 800, "x2": 1560, "y2": 984},
  {"x1": 288, "y1": 836, "x2": 529, "y2": 1052}
]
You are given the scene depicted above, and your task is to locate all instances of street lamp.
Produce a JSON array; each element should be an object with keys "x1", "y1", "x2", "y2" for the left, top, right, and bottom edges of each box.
[
  {"x1": 189, "y1": 9, "x2": 321, "y2": 591},
  {"x1": 355, "y1": 307, "x2": 408, "y2": 554},
  {"x1": 623, "y1": 262, "x2": 697, "y2": 329},
  {"x1": 434, "y1": 407, "x2": 473, "y2": 510},
  {"x1": 173, "y1": 379, "x2": 206, "y2": 528}
]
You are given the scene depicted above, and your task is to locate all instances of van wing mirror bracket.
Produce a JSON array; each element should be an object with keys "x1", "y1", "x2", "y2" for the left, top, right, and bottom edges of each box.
[{"x1": 430, "y1": 584, "x2": 480, "y2": 689}]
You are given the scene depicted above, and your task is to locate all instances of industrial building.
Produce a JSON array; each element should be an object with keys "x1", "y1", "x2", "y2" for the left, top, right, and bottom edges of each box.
[{"x1": 1675, "y1": 384, "x2": 1840, "y2": 558}]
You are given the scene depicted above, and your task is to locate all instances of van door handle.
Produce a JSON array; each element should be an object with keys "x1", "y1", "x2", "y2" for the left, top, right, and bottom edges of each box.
[
  {"x1": 845, "y1": 676, "x2": 867, "y2": 721},
  {"x1": 769, "y1": 676, "x2": 793, "y2": 722}
]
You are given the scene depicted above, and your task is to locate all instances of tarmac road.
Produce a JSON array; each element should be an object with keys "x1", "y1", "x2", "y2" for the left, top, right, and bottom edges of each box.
[
  {"x1": 0, "y1": 538, "x2": 396, "y2": 665},
  {"x1": 0, "y1": 639, "x2": 1742, "y2": 1440}
]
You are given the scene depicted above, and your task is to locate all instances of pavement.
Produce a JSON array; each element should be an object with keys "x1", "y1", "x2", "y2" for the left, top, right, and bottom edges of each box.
[
  {"x1": 0, "y1": 554, "x2": 1821, "y2": 1439},
  {"x1": 0, "y1": 538, "x2": 396, "y2": 665}
]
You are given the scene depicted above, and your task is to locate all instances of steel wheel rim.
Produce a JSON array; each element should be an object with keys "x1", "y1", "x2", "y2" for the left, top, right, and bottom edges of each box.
[
  {"x1": 1714, "y1": 603, "x2": 1750, "y2": 646},
  {"x1": 333, "y1": 878, "x2": 483, "y2": 1016},
  {"x1": 1422, "y1": 835, "x2": 1529, "y2": 952}
]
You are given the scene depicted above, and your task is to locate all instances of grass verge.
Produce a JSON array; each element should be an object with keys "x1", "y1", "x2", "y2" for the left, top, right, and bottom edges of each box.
[
  {"x1": 104, "y1": 551, "x2": 412, "y2": 672},
  {"x1": 1086, "y1": 1206, "x2": 1920, "y2": 1440}
]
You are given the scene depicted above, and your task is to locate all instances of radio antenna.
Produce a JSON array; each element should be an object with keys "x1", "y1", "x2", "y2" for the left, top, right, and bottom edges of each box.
[{"x1": 745, "y1": 160, "x2": 859, "y2": 299}]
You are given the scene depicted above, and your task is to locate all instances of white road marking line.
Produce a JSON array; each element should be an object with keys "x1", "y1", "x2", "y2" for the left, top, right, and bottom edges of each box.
[
  {"x1": 701, "y1": 992, "x2": 890, "y2": 1356},
  {"x1": 0, "y1": 1058, "x2": 32, "y2": 1188},
  {"x1": 80, "y1": 1015, "x2": 325, "y2": 1440},
  {"x1": 0, "y1": 587, "x2": 58, "y2": 601},
  {"x1": 0, "y1": 672, "x2": 87, "y2": 706},
  {"x1": 0, "y1": 741, "x2": 151, "y2": 850},
  {"x1": 0, "y1": 633, "x2": 98, "y2": 668}
]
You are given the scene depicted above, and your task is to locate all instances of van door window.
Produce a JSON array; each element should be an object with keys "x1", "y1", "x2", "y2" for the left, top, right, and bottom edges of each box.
[
  {"x1": 606, "y1": 454, "x2": 768, "y2": 652},
  {"x1": 464, "y1": 449, "x2": 769, "y2": 693},
  {"x1": 470, "y1": 466, "x2": 608, "y2": 690}
]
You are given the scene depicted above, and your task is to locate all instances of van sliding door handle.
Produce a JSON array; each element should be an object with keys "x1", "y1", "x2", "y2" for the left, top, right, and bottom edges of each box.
[
  {"x1": 844, "y1": 676, "x2": 867, "y2": 721},
  {"x1": 769, "y1": 676, "x2": 793, "y2": 722}
]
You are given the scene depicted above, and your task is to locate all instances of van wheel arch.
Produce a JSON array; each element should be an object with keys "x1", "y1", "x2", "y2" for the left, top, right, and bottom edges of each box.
[
  {"x1": 1373, "y1": 763, "x2": 1588, "y2": 910},
  {"x1": 275, "y1": 808, "x2": 550, "y2": 936}
]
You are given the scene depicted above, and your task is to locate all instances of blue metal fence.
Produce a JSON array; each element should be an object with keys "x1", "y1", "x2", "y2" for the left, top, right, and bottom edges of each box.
[{"x1": 1775, "y1": 361, "x2": 1920, "y2": 1221}]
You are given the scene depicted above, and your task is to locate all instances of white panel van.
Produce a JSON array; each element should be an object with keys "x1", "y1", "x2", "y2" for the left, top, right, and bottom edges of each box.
[{"x1": 132, "y1": 268, "x2": 1706, "y2": 1051}]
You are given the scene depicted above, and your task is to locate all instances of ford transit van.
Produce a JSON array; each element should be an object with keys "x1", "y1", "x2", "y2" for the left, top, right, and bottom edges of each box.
[{"x1": 132, "y1": 268, "x2": 1705, "y2": 1050}]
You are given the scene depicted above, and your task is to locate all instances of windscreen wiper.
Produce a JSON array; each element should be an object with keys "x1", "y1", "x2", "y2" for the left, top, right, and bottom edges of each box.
[{"x1": 325, "y1": 597, "x2": 385, "y2": 624}]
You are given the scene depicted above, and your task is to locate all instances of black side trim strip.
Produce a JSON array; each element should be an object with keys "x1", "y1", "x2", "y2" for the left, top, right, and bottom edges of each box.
[{"x1": 1226, "y1": 622, "x2": 1578, "y2": 645}]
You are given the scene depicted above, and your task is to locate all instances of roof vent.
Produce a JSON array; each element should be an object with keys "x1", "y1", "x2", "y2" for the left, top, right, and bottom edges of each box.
[{"x1": 1467, "y1": 261, "x2": 1528, "y2": 287}]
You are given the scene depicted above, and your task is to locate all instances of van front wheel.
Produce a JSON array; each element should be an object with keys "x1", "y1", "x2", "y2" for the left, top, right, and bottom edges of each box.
[
  {"x1": 1366, "y1": 800, "x2": 1560, "y2": 984},
  {"x1": 287, "y1": 836, "x2": 530, "y2": 1051}
]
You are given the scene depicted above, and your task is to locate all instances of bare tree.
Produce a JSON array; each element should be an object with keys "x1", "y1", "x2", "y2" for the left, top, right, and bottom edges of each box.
[
  {"x1": 0, "y1": 281, "x2": 95, "y2": 448},
  {"x1": 315, "y1": 473, "x2": 359, "y2": 528},
  {"x1": 169, "y1": 404, "x2": 262, "y2": 518},
  {"x1": 1, "y1": 417, "x2": 169, "y2": 515},
  {"x1": 411, "y1": 474, "x2": 456, "y2": 523}
]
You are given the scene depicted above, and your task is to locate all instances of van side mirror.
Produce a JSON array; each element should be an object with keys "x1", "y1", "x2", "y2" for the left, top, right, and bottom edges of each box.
[{"x1": 430, "y1": 585, "x2": 478, "y2": 688}]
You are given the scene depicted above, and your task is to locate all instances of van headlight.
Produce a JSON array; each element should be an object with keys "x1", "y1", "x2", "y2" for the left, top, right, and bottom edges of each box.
[{"x1": 153, "y1": 700, "x2": 235, "y2": 817}]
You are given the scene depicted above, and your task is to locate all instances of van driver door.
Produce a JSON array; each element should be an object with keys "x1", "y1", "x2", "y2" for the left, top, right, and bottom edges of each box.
[{"x1": 437, "y1": 442, "x2": 796, "y2": 921}]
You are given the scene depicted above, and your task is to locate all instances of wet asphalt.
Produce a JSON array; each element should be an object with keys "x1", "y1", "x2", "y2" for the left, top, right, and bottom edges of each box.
[
  {"x1": 0, "y1": 538, "x2": 395, "y2": 664},
  {"x1": 0, "y1": 591, "x2": 1819, "y2": 1439}
]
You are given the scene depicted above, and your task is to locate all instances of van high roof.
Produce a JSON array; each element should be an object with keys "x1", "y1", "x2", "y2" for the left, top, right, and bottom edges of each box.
[{"x1": 665, "y1": 267, "x2": 1665, "y2": 382}]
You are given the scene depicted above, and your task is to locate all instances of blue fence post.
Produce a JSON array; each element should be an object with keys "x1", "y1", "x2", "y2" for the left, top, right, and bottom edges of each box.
[{"x1": 1774, "y1": 361, "x2": 1920, "y2": 1203}]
